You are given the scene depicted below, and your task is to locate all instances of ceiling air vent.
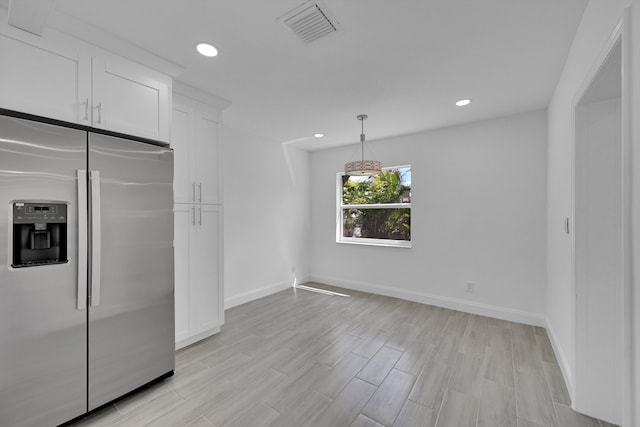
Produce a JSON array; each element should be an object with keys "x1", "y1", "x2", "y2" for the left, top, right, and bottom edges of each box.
[{"x1": 279, "y1": 3, "x2": 338, "y2": 43}]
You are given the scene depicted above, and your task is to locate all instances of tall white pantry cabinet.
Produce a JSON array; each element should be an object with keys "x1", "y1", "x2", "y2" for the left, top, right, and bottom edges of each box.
[{"x1": 172, "y1": 86, "x2": 227, "y2": 349}]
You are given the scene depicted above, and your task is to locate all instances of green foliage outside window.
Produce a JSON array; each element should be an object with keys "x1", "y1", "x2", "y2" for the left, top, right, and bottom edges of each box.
[{"x1": 341, "y1": 168, "x2": 411, "y2": 241}]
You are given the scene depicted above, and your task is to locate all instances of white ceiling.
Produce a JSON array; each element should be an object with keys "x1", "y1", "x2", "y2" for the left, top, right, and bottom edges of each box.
[{"x1": 7, "y1": 0, "x2": 588, "y2": 150}]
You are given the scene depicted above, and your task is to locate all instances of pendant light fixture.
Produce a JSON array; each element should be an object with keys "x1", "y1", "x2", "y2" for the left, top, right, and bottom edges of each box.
[{"x1": 344, "y1": 114, "x2": 381, "y2": 176}]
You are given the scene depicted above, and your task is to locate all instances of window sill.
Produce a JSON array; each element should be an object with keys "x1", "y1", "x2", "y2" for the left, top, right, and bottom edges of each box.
[{"x1": 337, "y1": 238, "x2": 412, "y2": 249}]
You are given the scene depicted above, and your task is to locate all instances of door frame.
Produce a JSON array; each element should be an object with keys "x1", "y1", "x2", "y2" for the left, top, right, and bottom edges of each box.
[{"x1": 570, "y1": 10, "x2": 632, "y2": 426}]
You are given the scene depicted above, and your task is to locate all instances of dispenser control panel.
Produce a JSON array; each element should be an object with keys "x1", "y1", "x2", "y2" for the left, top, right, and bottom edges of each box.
[
  {"x1": 13, "y1": 202, "x2": 67, "y2": 224},
  {"x1": 11, "y1": 201, "x2": 68, "y2": 268}
]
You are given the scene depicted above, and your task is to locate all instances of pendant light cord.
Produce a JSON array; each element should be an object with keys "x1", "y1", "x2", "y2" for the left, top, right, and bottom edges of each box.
[
  {"x1": 360, "y1": 116, "x2": 365, "y2": 162},
  {"x1": 344, "y1": 113, "x2": 379, "y2": 176}
]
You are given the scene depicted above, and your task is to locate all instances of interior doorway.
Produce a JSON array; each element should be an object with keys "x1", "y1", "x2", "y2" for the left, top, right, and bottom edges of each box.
[{"x1": 573, "y1": 36, "x2": 624, "y2": 424}]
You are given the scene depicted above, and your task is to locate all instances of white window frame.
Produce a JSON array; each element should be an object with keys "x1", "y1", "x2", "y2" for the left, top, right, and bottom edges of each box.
[{"x1": 336, "y1": 165, "x2": 412, "y2": 248}]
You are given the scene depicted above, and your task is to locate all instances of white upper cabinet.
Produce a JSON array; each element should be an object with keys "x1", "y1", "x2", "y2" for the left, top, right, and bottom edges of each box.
[
  {"x1": 194, "y1": 108, "x2": 220, "y2": 204},
  {"x1": 172, "y1": 102, "x2": 193, "y2": 204},
  {"x1": 0, "y1": 33, "x2": 90, "y2": 124},
  {"x1": 91, "y1": 56, "x2": 170, "y2": 141},
  {"x1": 172, "y1": 94, "x2": 221, "y2": 204},
  {"x1": 0, "y1": 30, "x2": 171, "y2": 142}
]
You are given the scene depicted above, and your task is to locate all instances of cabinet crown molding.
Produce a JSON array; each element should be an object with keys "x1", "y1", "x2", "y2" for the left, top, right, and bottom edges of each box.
[
  {"x1": 173, "y1": 81, "x2": 231, "y2": 111},
  {"x1": 47, "y1": 10, "x2": 185, "y2": 78}
]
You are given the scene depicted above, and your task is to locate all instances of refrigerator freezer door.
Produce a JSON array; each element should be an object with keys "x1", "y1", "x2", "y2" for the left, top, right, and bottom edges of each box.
[
  {"x1": 87, "y1": 133, "x2": 174, "y2": 410},
  {"x1": 0, "y1": 115, "x2": 87, "y2": 427}
]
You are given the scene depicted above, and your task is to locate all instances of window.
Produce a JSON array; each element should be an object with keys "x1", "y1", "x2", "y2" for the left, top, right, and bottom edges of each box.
[{"x1": 337, "y1": 165, "x2": 411, "y2": 248}]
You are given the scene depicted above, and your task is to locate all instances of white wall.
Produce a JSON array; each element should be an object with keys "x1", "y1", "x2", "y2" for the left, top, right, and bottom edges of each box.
[
  {"x1": 546, "y1": 0, "x2": 630, "y2": 399},
  {"x1": 222, "y1": 127, "x2": 310, "y2": 308},
  {"x1": 309, "y1": 110, "x2": 547, "y2": 325}
]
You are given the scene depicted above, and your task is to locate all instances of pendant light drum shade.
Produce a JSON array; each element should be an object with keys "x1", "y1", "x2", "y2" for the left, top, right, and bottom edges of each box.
[
  {"x1": 345, "y1": 160, "x2": 382, "y2": 176},
  {"x1": 344, "y1": 114, "x2": 381, "y2": 176}
]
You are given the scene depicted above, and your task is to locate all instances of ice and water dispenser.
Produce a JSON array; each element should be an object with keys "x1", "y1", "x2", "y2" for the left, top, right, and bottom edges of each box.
[{"x1": 11, "y1": 201, "x2": 68, "y2": 268}]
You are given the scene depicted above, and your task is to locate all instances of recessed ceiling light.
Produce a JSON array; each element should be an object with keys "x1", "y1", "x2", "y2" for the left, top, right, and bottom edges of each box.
[
  {"x1": 455, "y1": 98, "x2": 472, "y2": 107},
  {"x1": 196, "y1": 42, "x2": 218, "y2": 57},
  {"x1": 314, "y1": 133, "x2": 324, "y2": 138}
]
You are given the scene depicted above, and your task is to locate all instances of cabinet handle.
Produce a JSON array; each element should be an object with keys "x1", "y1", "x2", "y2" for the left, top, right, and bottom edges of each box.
[
  {"x1": 192, "y1": 182, "x2": 196, "y2": 202},
  {"x1": 192, "y1": 206, "x2": 195, "y2": 226},
  {"x1": 95, "y1": 102, "x2": 102, "y2": 125},
  {"x1": 82, "y1": 98, "x2": 89, "y2": 121},
  {"x1": 198, "y1": 182, "x2": 202, "y2": 203},
  {"x1": 199, "y1": 206, "x2": 202, "y2": 226}
]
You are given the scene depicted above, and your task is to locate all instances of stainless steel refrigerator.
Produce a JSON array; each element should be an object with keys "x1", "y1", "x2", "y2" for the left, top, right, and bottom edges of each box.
[{"x1": 0, "y1": 112, "x2": 175, "y2": 427}]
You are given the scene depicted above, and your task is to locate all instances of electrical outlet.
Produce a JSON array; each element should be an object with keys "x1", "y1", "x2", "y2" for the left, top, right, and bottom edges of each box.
[{"x1": 466, "y1": 282, "x2": 475, "y2": 293}]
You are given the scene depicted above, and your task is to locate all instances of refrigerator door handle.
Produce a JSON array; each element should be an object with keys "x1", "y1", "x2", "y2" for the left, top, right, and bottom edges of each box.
[
  {"x1": 77, "y1": 170, "x2": 88, "y2": 310},
  {"x1": 90, "y1": 170, "x2": 102, "y2": 307}
]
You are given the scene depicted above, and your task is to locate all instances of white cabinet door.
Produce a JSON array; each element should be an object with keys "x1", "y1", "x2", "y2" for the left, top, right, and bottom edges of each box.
[
  {"x1": 172, "y1": 102, "x2": 193, "y2": 204},
  {"x1": 171, "y1": 94, "x2": 221, "y2": 205},
  {"x1": 92, "y1": 57, "x2": 170, "y2": 141},
  {"x1": 174, "y1": 204, "x2": 192, "y2": 344},
  {"x1": 194, "y1": 109, "x2": 220, "y2": 204},
  {"x1": 0, "y1": 33, "x2": 91, "y2": 124},
  {"x1": 174, "y1": 203, "x2": 223, "y2": 348},
  {"x1": 190, "y1": 205, "x2": 221, "y2": 334}
]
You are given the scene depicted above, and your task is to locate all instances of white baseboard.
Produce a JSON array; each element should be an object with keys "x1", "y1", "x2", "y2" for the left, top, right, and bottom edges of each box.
[
  {"x1": 224, "y1": 280, "x2": 293, "y2": 310},
  {"x1": 545, "y1": 317, "x2": 574, "y2": 401},
  {"x1": 308, "y1": 275, "x2": 546, "y2": 327},
  {"x1": 175, "y1": 326, "x2": 220, "y2": 350}
]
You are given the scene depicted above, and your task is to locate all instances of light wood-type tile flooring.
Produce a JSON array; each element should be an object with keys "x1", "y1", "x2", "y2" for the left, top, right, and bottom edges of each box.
[{"x1": 68, "y1": 283, "x2": 617, "y2": 427}]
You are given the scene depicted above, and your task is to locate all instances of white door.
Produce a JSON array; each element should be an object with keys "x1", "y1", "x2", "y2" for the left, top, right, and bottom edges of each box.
[{"x1": 573, "y1": 39, "x2": 624, "y2": 425}]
